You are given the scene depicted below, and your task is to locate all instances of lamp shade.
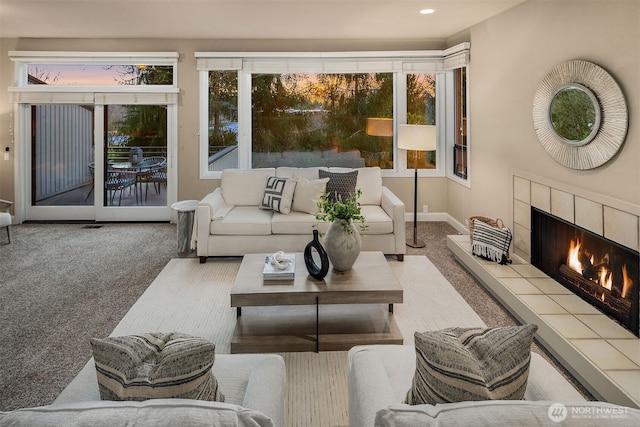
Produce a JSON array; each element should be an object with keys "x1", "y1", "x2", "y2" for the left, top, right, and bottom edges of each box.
[
  {"x1": 366, "y1": 118, "x2": 393, "y2": 137},
  {"x1": 397, "y1": 124, "x2": 436, "y2": 151}
]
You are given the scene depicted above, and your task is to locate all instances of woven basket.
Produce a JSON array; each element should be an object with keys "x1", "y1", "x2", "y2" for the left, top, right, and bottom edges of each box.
[{"x1": 468, "y1": 216, "x2": 505, "y2": 243}]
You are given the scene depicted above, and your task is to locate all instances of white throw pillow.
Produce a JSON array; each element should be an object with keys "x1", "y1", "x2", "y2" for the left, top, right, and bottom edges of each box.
[
  {"x1": 220, "y1": 168, "x2": 275, "y2": 206},
  {"x1": 260, "y1": 176, "x2": 297, "y2": 214},
  {"x1": 291, "y1": 177, "x2": 329, "y2": 214}
]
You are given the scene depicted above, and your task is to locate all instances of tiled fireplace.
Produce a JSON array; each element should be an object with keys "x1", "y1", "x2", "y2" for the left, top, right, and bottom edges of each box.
[
  {"x1": 530, "y1": 208, "x2": 639, "y2": 337},
  {"x1": 448, "y1": 169, "x2": 640, "y2": 408}
]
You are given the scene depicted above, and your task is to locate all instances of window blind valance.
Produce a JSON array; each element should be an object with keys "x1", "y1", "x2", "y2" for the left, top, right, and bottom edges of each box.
[
  {"x1": 94, "y1": 91, "x2": 178, "y2": 105},
  {"x1": 8, "y1": 90, "x2": 94, "y2": 104},
  {"x1": 195, "y1": 43, "x2": 469, "y2": 73},
  {"x1": 443, "y1": 50, "x2": 470, "y2": 70},
  {"x1": 9, "y1": 88, "x2": 178, "y2": 105}
]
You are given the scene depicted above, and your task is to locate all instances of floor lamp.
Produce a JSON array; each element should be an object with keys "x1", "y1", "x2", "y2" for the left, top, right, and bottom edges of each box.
[{"x1": 397, "y1": 124, "x2": 437, "y2": 248}]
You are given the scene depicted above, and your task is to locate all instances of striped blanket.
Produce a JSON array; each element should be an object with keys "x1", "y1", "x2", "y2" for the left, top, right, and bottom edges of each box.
[{"x1": 471, "y1": 218, "x2": 512, "y2": 265}]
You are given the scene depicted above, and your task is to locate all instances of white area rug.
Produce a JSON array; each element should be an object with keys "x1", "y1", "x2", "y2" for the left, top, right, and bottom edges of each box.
[{"x1": 89, "y1": 255, "x2": 482, "y2": 427}]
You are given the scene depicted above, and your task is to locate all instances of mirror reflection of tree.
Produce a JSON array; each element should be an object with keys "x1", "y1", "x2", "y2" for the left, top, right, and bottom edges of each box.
[{"x1": 550, "y1": 88, "x2": 596, "y2": 142}]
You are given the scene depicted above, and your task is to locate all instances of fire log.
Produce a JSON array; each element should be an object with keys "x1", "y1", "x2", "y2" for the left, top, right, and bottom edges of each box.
[{"x1": 559, "y1": 264, "x2": 631, "y2": 313}]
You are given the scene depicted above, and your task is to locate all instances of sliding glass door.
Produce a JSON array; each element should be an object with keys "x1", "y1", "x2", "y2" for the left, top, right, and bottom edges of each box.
[{"x1": 24, "y1": 103, "x2": 173, "y2": 222}]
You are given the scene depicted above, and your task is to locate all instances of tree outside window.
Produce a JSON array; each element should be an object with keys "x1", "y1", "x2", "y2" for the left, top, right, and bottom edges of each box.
[
  {"x1": 251, "y1": 73, "x2": 394, "y2": 169},
  {"x1": 406, "y1": 73, "x2": 436, "y2": 169}
]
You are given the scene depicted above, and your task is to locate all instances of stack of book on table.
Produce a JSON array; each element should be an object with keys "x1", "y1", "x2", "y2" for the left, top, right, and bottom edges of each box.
[{"x1": 263, "y1": 253, "x2": 295, "y2": 281}]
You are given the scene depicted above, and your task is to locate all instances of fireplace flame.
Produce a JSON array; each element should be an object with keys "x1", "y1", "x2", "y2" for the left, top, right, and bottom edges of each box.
[
  {"x1": 566, "y1": 238, "x2": 632, "y2": 302},
  {"x1": 567, "y1": 239, "x2": 583, "y2": 271},
  {"x1": 622, "y1": 264, "x2": 633, "y2": 299},
  {"x1": 599, "y1": 267, "x2": 612, "y2": 290}
]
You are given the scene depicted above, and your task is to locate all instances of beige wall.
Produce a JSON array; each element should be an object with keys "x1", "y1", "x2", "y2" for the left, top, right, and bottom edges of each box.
[
  {"x1": 446, "y1": 0, "x2": 640, "y2": 228},
  {"x1": 0, "y1": 38, "x2": 18, "y2": 208}
]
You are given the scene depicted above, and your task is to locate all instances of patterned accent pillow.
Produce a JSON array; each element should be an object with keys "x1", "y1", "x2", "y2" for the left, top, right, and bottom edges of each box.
[
  {"x1": 318, "y1": 169, "x2": 358, "y2": 202},
  {"x1": 260, "y1": 176, "x2": 297, "y2": 214},
  {"x1": 405, "y1": 324, "x2": 538, "y2": 405},
  {"x1": 90, "y1": 332, "x2": 224, "y2": 402}
]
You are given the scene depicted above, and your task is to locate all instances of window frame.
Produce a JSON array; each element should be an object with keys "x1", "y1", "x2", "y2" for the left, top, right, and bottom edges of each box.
[
  {"x1": 445, "y1": 65, "x2": 471, "y2": 188},
  {"x1": 196, "y1": 44, "x2": 469, "y2": 180},
  {"x1": 8, "y1": 51, "x2": 180, "y2": 222}
]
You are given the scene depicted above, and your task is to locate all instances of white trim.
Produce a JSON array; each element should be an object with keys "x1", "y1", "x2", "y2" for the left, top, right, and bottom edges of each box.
[
  {"x1": 195, "y1": 50, "x2": 450, "y2": 59},
  {"x1": 195, "y1": 43, "x2": 470, "y2": 73},
  {"x1": 9, "y1": 51, "x2": 180, "y2": 89},
  {"x1": 94, "y1": 92, "x2": 178, "y2": 105},
  {"x1": 197, "y1": 58, "x2": 243, "y2": 71},
  {"x1": 9, "y1": 51, "x2": 178, "y2": 61},
  {"x1": 445, "y1": 66, "x2": 471, "y2": 189},
  {"x1": 238, "y1": 70, "x2": 252, "y2": 170}
]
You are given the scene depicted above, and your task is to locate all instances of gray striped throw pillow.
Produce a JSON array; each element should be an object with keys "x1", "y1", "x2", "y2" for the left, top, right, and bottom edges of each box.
[
  {"x1": 405, "y1": 324, "x2": 538, "y2": 405},
  {"x1": 91, "y1": 332, "x2": 224, "y2": 402}
]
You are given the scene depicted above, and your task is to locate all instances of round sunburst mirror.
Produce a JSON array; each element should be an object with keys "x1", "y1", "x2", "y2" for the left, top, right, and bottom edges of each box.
[{"x1": 533, "y1": 60, "x2": 628, "y2": 170}]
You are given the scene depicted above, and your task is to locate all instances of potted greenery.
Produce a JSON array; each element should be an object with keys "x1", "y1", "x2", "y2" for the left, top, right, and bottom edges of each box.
[{"x1": 315, "y1": 189, "x2": 367, "y2": 271}]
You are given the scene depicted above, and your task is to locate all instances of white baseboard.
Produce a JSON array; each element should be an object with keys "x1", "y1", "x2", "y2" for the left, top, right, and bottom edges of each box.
[{"x1": 404, "y1": 212, "x2": 469, "y2": 235}]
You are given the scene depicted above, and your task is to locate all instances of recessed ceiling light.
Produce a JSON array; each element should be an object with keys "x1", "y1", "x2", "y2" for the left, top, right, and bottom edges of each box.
[{"x1": 420, "y1": 9, "x2": 435, "y2": 15}]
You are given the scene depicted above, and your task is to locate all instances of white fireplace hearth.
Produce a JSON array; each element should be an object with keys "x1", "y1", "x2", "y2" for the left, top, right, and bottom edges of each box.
[{"x1": 447, "y1": 170, "x2": 640, "y2": 408}]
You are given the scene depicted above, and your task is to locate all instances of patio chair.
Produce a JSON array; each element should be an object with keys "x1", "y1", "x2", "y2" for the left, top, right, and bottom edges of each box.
[
  {"x1": 147, "y1": 164, "x2": 167, "y2": 200},
  {"x1": 136, "y1": 157, "x2": 167, "y2": 201},
  {"x1": 0, "y1": 198, "x2": 13, "y2": 243},
  {"x1": 105, "y1": 170, "x2": 137, "y2": 206}
]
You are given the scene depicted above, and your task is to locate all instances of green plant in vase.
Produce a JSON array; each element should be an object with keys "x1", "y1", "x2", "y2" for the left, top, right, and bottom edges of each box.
[
  {"x1": 315, "y1": 189, "x2": 366, "y2": 271},
  {"x1": 315, "y1": 188, "x2": 367, "y2": 233}
]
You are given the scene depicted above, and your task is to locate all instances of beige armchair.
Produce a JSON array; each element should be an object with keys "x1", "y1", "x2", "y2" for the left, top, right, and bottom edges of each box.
[{"x1": 0, "y1": 198, "x2": 12, "y2": 244}]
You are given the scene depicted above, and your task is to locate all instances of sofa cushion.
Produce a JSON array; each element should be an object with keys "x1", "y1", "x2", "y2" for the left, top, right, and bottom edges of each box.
[
  {"x1": 0, "y1": 399, "x2": 273, "y2": 427},
  {"x1": 358, "y1": 206, "x2": 393, "y2": 234},
  {"x1": 210, "y1": 207, "x2": 273, "y2": 235},
  {"x1": 221, "y1": 168, "x2": 276, "y2": 206},
  {"x1": 375, "y1": 401, "x2": 640, "y2": 427},
  {"x1": 330, "y1": 167, "x2": 382, "y2": 205},
  {"x1": 260, "y1": 176, "x2": 297, "y2": 214},
  {"x1": 90, "y1": 332, "x2": 224, "y2": 402},
  {"x1": 319, "y1": 169, "x2": 358, "y2": 202},
  {"x1": 276, "y1": 166, "x2": 326, "y2": 179},
  {"x1": 405, "y1": 325, "x2": 538, "y2": 405},
  {"x1": 271, "y1": 211, "x2": 330, "y2": 235},
  {"x1": 291, "y1": 177, "x2": 330, "y2": 214}
]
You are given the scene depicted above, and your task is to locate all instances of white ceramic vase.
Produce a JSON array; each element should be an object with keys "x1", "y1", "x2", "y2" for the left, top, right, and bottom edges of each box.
[{"x1": 324, "y1": 219, "x2": 362, "y2": 271}]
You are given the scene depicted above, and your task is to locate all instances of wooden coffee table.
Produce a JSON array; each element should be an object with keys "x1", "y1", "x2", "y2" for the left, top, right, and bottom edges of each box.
[{"x1": 230, "y1": 251, "x2": 403, "y2": 353}]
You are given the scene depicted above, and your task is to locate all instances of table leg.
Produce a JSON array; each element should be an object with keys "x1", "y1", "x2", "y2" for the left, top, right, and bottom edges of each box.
[
  {"x1": 316, "y1": 296, "x2": 319, "y2": 353},
  {"x1": 389, "y1": 303, "x2": 393, "y2": 313},
  {"x1": 237, "y1": 307, "x2": 241, "y2": 317}
]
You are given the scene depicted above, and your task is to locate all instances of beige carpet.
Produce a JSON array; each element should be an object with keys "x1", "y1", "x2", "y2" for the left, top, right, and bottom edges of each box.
[{"x1": 86, "y1": 254, "x2": 506, "y2": 427}]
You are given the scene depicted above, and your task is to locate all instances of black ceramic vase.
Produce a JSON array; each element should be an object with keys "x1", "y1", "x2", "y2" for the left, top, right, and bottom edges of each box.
[{"x1": 304, "y1": 229, "x2": 329, "y2": 280}]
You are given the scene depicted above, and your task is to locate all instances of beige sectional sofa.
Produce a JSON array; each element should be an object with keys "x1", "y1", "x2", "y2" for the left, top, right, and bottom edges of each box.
[{"x1": 193, "y1": 166, "x2": 406, "y2": 262}]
